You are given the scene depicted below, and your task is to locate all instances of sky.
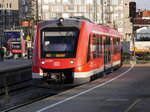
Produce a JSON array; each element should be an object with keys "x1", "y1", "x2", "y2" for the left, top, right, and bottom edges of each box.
[{"x1": 134, "y1": 0, "x2": 150, "y2": 10}]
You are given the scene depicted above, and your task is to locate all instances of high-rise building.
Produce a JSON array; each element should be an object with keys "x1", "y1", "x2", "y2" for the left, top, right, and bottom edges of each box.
[
  {"x1": 38, "y1": 0, "x2": 102, "y2": 24},
  {"x1": 20, "y1": 0, "x2": 132, "y2": 40},
  {"x1": 37, "y1": 0, "x2": 131, "y2": 38}
]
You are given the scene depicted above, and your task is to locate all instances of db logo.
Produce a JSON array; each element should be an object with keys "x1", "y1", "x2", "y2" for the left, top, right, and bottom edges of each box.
[{"x1": 53, "y1": 62, "x2": 60, "y2": 66}]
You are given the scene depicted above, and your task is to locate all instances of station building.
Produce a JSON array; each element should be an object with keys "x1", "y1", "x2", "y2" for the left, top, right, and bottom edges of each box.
[
  {"x1": 36, "y1": 0, "x2": 132, "y2": 40},
  {"x1": 0, "y1": 0, "x2": 19, "y2": 45}
]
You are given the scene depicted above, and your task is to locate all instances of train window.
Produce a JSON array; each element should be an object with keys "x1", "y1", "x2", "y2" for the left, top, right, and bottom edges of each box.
[
  {"x1": 104, "y1": 37, "x2": 111, "y2": 63},
  {"x1": 113, "y1": 38, "x2": 120, "y2": 54},
  {"x1": 98, "y1": 36, "x2": 102, "y2": 57},
  {"x1": 87, "y1": 37, "x2": 91, "y2": 62},
  {"x1": 93, "y1": 34, "x2": 97, "y2": 58},
  {"x1": 41, "y1": 27, "x2": 79, "y2": 58},
  {"x1": 96, "y1": 37, "x2": 99, "y2": 58},
  {"x1": 92, "y1": 34, "x2": 102, "y2": 59},
  {"x1": 11, "y1": 42, "x2": 21, "y2": 50}
]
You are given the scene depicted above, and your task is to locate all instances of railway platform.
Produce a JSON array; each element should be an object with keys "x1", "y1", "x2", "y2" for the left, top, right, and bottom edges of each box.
[
  {"x1": 0, "y1": 59, "x2": 31, "y2": 72},
  {"x1": 0, "y1": 59, "x2": 32, "y2": 95},
  {"x1": 8, "y1": 64, "x2": 150, "y2": 112}
]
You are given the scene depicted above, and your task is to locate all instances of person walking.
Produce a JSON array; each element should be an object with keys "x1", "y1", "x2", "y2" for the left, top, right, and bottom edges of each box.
[{"x1": 0, "y1": 46, "x2": 4, "y2": 61}]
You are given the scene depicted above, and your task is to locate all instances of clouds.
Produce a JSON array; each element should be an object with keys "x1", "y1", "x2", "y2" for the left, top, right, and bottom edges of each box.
[{"x1": 134, "y1": 0, "x2": 150, "y2": 9}]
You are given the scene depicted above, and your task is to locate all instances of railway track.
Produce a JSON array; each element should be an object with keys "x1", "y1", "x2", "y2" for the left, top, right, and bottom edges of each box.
[
  {"x1": 0, "y1": 64, "x2": 121, "y2": 112},
  {"x1": 0, "y1": 81, "x2": 75, "y2": 112}
]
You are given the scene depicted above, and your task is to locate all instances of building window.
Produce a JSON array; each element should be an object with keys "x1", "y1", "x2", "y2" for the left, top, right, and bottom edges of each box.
[
  {"x1": 84, "y1": 0, "x2": 93, "y2": 4},
  {"x1": 67, "y1": 6, "x2": 77, "y2": 11},
  {"x1": 78, "y1": 6, "x2": 86, "y2": 12},
  {"x1": 43, "y1": 5, "x2": 49, "y2": 11},
  {"x1": 68, "y1": 0, "x2": 73, "y2": 3},
  {"x1": 7, "y1": 3, "x2": 8, "y2": 8},
  {"x1": 10, "y1": 3, "x2": 12, "y2": 8},
  {"x1": 51, "y1": 6, "x2": 64, "y2": 12},
  {"x1": 44, "y1": 0, "x2": 55, "y2": 3},
  {"x1": 50, "y1": 13, "x2": 56, "y2": 18},
  {"x1": 96, "y1": 0, "x2": 101, "y2": 5},
  {"x1": 111, "y1": 0, "x2": 119, "y2": 5},
  {"x1": 74, "y1": 0, "x2": 82, "y2": 4},
  {"x1": 62, "y1": 0, "x2": 68, "y2": 3},
  {"x1": 57, "y1": 0, "x2": 61, "y2": 3}
]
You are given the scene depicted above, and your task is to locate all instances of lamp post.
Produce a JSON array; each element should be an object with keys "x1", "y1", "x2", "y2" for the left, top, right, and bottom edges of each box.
[
  {"x1": 94, "y1": 0, "x2": 97, "y2": 23},
  {"x1": 2, "y1": 0, "x2": 5, "y2": 46},
  {"x1": 101, "y1": 0, "x2": 104, "y2": 25},
  {"x1": 35, "y1": 0, "x2": 39, "y2": 23}
]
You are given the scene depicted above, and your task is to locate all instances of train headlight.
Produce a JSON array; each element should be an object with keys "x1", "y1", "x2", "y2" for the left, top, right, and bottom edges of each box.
[
  {"x1": 70, "y1": 60, "x2": 74, "y2": 64},
  {"x1": 41, "y1": 61, "x2": 45, "y2": 64},
  {"x1": 59, "y1": 18, "x2": 64, "y2": 22},
  {"x1": 57, "y1": 18, "x2": 64, "y2": 26}
]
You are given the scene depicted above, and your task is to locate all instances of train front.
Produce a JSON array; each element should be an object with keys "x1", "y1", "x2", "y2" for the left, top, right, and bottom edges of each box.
[{"x1": 32, "y1": 18, "x2": 86, "y2": 84}]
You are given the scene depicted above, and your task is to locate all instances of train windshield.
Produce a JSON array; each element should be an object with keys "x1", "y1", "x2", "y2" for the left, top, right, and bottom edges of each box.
[
  {"x1": 11, "y1": 42, "x2": 21, "y2": 50},
  {"x1": 41, "y1": 27, "x2": 79, "y2": 58}
]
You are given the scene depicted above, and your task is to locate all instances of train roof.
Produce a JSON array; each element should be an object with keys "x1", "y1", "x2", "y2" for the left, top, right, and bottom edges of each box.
[
  {"x1": 39, "y1": 17, "x2": 121, "y2": 38},
  {"x1": 39, "y1": 17, "x2": 92, "y2": 26}
]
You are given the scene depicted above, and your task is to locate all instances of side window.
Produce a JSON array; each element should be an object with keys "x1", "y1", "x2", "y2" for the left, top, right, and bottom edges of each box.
[
  {"x1": 87, "y1": 36, "x2": 91, "y2": 62},
  {"x1": 104, "y1": 37, "x2": 111, "y2": 62},
  {"x1": 92, "y1": 34, "x2": 103, "y2": 59},
  {"x1": 98, "y1": 36, "x2": 102, "y2": 57},
  {"x1": 95, "y1": 36, "x2": 99, "y2": 58},
  {"x1": 93, "y1": 34, "x2": 97, "y2": 59},
  {"x1": 113, "y1": 38, "x2": 120, "y2": 54}
]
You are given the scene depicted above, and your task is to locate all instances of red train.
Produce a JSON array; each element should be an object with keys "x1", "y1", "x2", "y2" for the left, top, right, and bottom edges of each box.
[
  {"x1": 4, "y1": 30, "x2": 27, "y2": 59},
  {"x1": 32, "y1": 18, "x2": 122, "y2": 85}
]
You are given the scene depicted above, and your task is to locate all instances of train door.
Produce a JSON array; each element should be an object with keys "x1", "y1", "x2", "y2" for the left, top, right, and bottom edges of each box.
[
  {"x1": 104, "y1": 37, "x2": 112, "y2": 70},
  {"x1": 87, "y1": 33, "x2": 97, "y2": 70}
]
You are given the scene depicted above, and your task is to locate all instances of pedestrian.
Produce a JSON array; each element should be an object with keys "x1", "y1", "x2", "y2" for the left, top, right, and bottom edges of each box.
[{"x1": 0, "y1": 47, "x2": 4, "y2": 61}]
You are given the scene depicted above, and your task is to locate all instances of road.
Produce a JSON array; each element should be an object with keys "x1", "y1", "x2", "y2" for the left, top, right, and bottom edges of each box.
[{"x1": 9, "y1": 64, "x2": 150, "y2": 112}]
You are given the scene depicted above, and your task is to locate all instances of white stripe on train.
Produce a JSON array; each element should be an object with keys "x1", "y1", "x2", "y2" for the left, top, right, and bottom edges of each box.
[{"x1": 32, "y1": 60, "x2": 120, "y2": 79}]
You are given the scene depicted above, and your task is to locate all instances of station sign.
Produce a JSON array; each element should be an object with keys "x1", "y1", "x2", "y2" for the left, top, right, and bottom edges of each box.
[{"x1": 4, "y1": 32, "x2": 20, "y2": 39}]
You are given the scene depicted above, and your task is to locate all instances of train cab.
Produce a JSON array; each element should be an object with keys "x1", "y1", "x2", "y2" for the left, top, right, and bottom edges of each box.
[{"x1": 32, "y1": 18, "x2": 122, "y2": 85}]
